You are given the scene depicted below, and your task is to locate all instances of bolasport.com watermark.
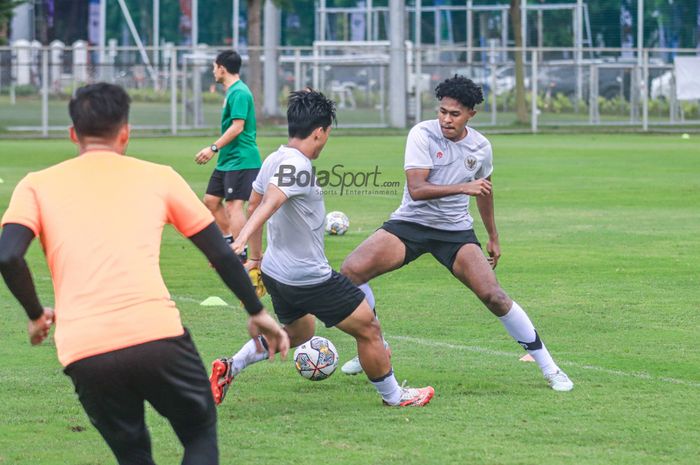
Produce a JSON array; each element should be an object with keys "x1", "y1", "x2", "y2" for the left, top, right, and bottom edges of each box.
[{"x1": 276, "y1": 164, "x2": 402, "y2": 196}]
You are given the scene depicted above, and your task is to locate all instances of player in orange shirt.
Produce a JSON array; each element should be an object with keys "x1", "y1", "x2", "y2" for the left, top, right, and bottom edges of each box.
[{"x1": 0, "y1": 83, "x2": 289, "y2": 465}]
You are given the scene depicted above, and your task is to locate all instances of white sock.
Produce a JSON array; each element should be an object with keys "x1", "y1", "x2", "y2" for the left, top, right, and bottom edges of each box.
[
  {"x1": 358, "y1": 283, "x2": 376, "y2": 311},
  {"x1": 230, "y1": 337, "x2": 268, "y2": 376},
  {"x1": 498, "y1": 301, "x2": 559, "y2": 376},
  {"x1": 369, "y1": 369, "x2": 402, "y2": 405}
]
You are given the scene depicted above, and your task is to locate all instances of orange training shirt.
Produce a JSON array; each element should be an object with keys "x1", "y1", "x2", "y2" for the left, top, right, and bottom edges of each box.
[{"x1": 1, "y1": 151, "x2": 214, "y2": 366}]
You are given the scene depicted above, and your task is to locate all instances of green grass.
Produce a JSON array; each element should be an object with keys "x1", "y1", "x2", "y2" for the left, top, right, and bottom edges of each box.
[{"x1": 0, "y1": 133, "x2": 699, "y2": 464}]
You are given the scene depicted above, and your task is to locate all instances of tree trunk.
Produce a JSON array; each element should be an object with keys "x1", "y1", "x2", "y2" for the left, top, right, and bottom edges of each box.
[
  {"x1": 247, "y1": 0, "x2": 263, "y2": 119},
  {"x1": 510, "y1": 0, "x2": 528, "y2": 124}
]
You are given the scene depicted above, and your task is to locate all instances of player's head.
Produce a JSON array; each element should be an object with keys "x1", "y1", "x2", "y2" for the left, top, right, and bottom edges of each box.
[
  {"x1": 214, "y1": 50, "x2": 242, "y2": 82},
  {"x1": 434, "y1": 75, "x2": 483, "y2": 141},
  {"x1": 287, "y1": 88, "x2": 336, "y2": 158},
  {"x1": 68, "y1": 82, "x2": 131, "y2": 149}
]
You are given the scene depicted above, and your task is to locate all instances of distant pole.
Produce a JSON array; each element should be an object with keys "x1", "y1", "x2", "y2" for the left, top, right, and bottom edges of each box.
[
  {"x1": 389, "y1": 0, "x2": 406, "y2": 128},
  {"x1": 233, "y1": 0, "x2": 240, "y2": 49},
  {"x1": 263, "y1": 0, "x2": 280, "y2": 116},
  {"x1": 192, "y1": 0, "x2": 198, "y2": 46},
  {"x1": 153, "y1": 0, "x2": 160, "y2": 67},
  {"x1": 99, "y1": 0, "x2": 106, "y2": 68},
  {"x1": 415, "y1": 0, "x2": 422, "y2": 124},
  {"x1": 637, "y1": 0, "x2": 643, "y2": 66}
]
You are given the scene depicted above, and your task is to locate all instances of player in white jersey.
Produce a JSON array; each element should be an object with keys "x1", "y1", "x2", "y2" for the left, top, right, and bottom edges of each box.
[
  {"x1": 208, "y1": 89, "x2": 434, "y2": 407},
  {"x1": 340, "y1": 76, "x2": 573, "y2": 392}
]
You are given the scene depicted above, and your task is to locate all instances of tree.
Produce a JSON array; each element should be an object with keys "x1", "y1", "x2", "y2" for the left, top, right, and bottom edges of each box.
[
  {"x1": 510, "y1": 0, "x2": 528, "y2": 124},
  {"x1": 0, "y1": 0, "x2": 25, "y2": 45}
]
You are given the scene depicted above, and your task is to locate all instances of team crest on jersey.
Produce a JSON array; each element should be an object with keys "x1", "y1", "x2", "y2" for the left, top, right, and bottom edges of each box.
[
  {"x1": 436, "y1": 151, "x2": 444, "y2": 159},
  {"x1": 465, "y1": 155, "x2": 478, "y2": 171}
]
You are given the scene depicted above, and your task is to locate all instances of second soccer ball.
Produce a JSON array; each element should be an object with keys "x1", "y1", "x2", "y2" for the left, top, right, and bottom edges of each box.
[{"x1": 325, "y1": 211, "x2": 349, "y2": 235}]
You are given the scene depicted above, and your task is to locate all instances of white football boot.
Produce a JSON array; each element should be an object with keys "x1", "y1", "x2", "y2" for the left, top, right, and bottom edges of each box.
[{"x1": 544, "y1": 369, "x2": 574, "y2": 392}]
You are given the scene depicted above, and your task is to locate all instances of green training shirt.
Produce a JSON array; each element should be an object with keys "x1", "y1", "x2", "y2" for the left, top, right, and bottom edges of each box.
[{"x1": 217, "y1": 80, "x2": 261, "y2": 171}]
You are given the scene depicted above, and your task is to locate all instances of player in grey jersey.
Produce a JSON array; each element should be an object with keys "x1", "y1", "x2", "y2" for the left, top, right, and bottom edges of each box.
[
  {"x1": 340, "y1": 75, "x2": 573, "y2": 392},
  {"x1": 209, "y1": 89, "x2": 434, "y2": 407}
]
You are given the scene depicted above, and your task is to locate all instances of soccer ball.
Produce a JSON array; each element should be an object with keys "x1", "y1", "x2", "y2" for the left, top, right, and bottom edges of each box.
[
  {"x1": 293, "y1": 336, "x2": 339, "y2": 381},
  {"x1": 325, "y1": 211, "x2": 349, "y2": 236}
]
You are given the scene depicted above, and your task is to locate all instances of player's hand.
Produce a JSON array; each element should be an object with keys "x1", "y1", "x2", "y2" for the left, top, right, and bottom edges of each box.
[
  {"x1": 247, "y1": 309, "x2": 289, "y2": 361},
  {"x1": 28, "y1": 307, "x2": 54, "y2": 345},
  {"x1": 486, "y1": 237, "x2": 501, "y2": 269},
  {"x1": 244, "y1": 258, "x2": 261, "y2": 272},
  {"x1": 194, "y1": 147, "x2": 214, "y2": 165},
  {"x1": 462, "y1": 179, "x2": 492, "y2": 196},
  {"x1": 231, "y1": 237, "x2": 246, "y2": 256}
]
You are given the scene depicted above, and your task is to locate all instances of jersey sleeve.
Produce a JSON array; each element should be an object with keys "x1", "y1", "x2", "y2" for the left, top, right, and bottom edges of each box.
[
  {"x1": 228, "y1": 90, "x2": 251, "y2": 120},
  {"x1": 404, "y1": 125, "x2": 433, "y2": 170},
  {"x1": 251, "y1": 164, "x2": 266, "y2": 194},
  {"x1": 268, "y1": 155, "x2": 310, "y2": 198},
  {"x1": 164, "y1": 168, "x2": 214, "y2": 237},
  {"x1": 475, "y1": 142, "x2": 494, "y2": 179},
  {"x1": 1, "y1": 174, "x2": 41, "y2": 236}
]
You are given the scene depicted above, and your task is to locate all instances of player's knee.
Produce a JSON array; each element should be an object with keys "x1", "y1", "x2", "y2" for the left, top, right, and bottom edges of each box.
[
  {"x1": 202, "y1": 196, "x2": 219, "y2": 212},
  {"x1": 340, "y1": 255, "x2": 365, "y2": 284},
  {"x1": 481, "y1": 287, "x2": 510, "y2": 315},
  {"x1": 356, "y1": 316, "x2": 382, "y2": 342}
]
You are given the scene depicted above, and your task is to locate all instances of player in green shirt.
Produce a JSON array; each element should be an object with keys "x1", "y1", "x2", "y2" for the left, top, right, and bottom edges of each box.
[{"x1": 195, "y1": 50, "x2": 262, "y2": 261}]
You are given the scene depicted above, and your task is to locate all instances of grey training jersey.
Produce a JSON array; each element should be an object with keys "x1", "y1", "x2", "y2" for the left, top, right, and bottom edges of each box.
[
  {"x1": 252, "y1": 145, "x2": 331, "y2": 286},
  {"x1": 390, "y1": 120, "x2": 493, "y2": 231}
]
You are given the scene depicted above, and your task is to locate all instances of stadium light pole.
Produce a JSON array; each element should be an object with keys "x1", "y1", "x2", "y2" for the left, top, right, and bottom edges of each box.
[{"x1": 389, "y1": 0, "x2": 407, "y2": 128}]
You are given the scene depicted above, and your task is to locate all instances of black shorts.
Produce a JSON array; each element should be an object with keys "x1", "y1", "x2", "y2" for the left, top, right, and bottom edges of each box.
[
  {"x1": 261, "y1": 270, "x2": 365, "y2": 328},
  {"x1": 381, "y1": 220, "x2": 481, "y2": 271},
  {"x1": 206, "y1": 168, "x2": 259, "y2": 201},
  {"x1": 63, "y1": 330, "x2": 217, "y2": 464}
]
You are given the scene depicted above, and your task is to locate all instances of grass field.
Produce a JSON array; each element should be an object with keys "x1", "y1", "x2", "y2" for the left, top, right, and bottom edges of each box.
[{"x1": 0, "y1": 133, "x2": 698, "y2": 465}]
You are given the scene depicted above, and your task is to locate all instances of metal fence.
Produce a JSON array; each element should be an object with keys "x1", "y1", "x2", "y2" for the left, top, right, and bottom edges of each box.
[{"x1": 0, "y1": 42, "x2": 698, "y2": 136}]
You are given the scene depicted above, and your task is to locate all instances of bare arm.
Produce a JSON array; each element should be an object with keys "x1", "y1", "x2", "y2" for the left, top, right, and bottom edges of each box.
[
  {"x1": 0, "y1": 223, "x2": 56, "y2": 344},
  {"x1": 475, "y1": 175, "x2": 500, "y2": 269},
  {"x1": 195, "y1": 119, "x2": 245, "y2": 165},
  {"x1": 232, "y1": 185, "x2": 288, "y2": 255},
  {"x1": 245, "y1": 190, "x2": 264, "y2": 264},
  {"x1": 406, "y1": 168, "x2": 492, "y2": 201}
]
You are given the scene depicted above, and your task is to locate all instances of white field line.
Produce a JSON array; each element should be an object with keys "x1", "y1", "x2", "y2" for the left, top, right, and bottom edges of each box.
[
  {"x1": 31, "y1": 284, "x2": 698, "y2": 389},
  {"x1": 387, "y1": 335, "x2": 700, "y2": 389}
]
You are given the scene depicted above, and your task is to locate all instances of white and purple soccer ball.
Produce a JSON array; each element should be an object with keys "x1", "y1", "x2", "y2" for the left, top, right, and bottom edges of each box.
[
  {"x1": 293, "y1": 336, "x2": 339, "y2": 381},
  {"x1": 325, "y1": 211, "x2": 349, "y2": 236}
]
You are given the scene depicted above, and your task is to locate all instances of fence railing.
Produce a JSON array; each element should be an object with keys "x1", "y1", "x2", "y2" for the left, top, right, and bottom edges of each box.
[{"x1": 0, "y1": 43, "x2": 698, "y2": 136}]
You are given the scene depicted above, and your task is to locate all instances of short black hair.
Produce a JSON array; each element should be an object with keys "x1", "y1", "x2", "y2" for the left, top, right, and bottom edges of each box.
[
  {"x1": 435, "y1": 75, "x2": 484, "y2": 109},
  {"x1": 215, "y1": 50, "x2": 242, "y2": 75},
  {"x1": 287, "y1": 88, "x2": 336, "y2": 139},
  {"x1": 68, "y1": 83, "x2": 131, "y2": 139}
]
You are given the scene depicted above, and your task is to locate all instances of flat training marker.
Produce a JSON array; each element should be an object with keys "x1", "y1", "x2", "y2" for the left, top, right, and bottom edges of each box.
[
  {"x1": 519, "y1": 354, "x2": 535, "y2": 362},
  {"x1": 200, "y1": 296, "x2": 228, "y2": 306}
]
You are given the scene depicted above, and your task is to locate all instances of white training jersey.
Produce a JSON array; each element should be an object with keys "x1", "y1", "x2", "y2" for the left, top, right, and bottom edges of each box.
[
  {"x1": 252, "y1": 145, "x2": 332, "y2": 286},
  {"x1": 390, "y1": 120, "x2": 494, "y2": 231}
]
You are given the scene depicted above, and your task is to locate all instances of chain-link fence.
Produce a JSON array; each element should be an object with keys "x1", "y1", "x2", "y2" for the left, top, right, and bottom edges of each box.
[{"x1": 0, "y1": 42, "x2": 698, "y2": 136}]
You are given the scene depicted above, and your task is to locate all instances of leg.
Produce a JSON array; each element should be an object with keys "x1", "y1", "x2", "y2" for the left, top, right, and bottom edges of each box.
[
  {"x1": 451, "y1": 243, "x2": 511, "y2": 316},
  {"x1": 203, "y1": 194, "x2": 229, "y2": 236},
  {"x1": 224, "y1": 199, "x2": 247, "y2": 239},
  {"x1": 340, "y1": 229, "x2": 407, "y2": 285},
  {"x1": 334, "y1": 300, "x2": 389, "y2": 379},
  {"x1": 65, "y1": 353, "x2": 156, "y2": 465},
  {"x1": 451, "y1": 244, "x2": 573, "y2": 391},
  {"x1": 137, "y1": 332, "x2": 219, "y2": 465},
  {"x1": 340, "y1": 229, "x2": 408, "y2": 374},
  {"x1": 335, "y1": 300, "x2": 434, "y2": 407}
]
